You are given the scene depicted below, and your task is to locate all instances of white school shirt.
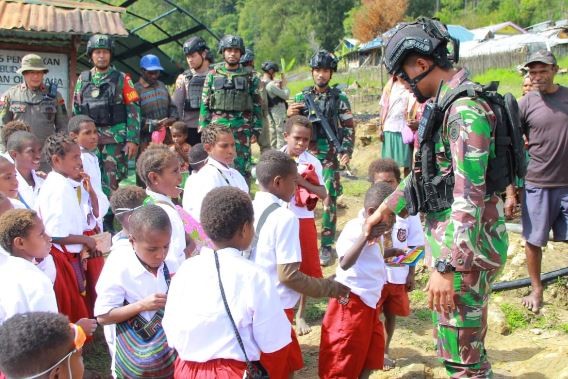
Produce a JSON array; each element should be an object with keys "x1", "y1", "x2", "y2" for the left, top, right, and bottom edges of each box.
[
  {"x1": 0, "y1": 256, "x2": 58, "y2": 325},
  {"x1": 94, "y1": 244, "x2": 169, "y2": 376},
  {"x1": 183, "y1": 157, "x2": 249, "y2": 222},
  {"x1": 335, "y1": 209, "x2": 387, "y2": 308},
  {"x1": 387, "y1": 214, "x2": 425, "y2": 284},
  {"x1": 252, "y1": 191, "x2": 302, "y2": 309},
  {"x1": 280, "y1": 146, "x2": 324, "y2": 219},
  {"x1": 36, "y1": 171, "x2": 85, "y2": 253},
  {"x1": 80, "y1": 148, "x2": 110, "y2": 229},
  {"x1": 36, "y1": 255, "x2": 56, "y2": 284},
  {"x1": 163, "y1": 247, "x2": 291, "y2": 362},
  {"x1": 16, "y1": 169, "x2": 43, "y2": 210},
  {"x1": 69, "y1": 178, "x2": 97, "y2": 231},
  {"x1": 146, "y1": 189, "x2": 186, "y2": 274},
  {"x1": 9, "y1": 197, "x2": 26, "y2": 209}
]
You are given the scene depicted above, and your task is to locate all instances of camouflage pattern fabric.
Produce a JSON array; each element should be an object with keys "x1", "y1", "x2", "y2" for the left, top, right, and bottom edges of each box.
[
  {"x1": 294, "y1": 87, "x2": 355, "y2": 248},
  {"x1": 257, "y1": 76, "x2": 271, "y2": 152},
  {"x1": 266, "y1": 80, "x2": 290, "y2": 149},
  {"x1": 384, "y1": 69, "x2": 508, "y2": 378},
  {"x1": 73, "y1": 67, "x2": 140, "y2": 195},
  {"x1": 199, "y1": 65, "x2": 262, "y2": 181}
]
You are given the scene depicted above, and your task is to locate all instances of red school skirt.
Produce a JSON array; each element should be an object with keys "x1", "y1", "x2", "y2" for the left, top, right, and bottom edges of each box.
[
  {"x1": 83, "y1": 229, "x2": 104, "y2": 318},
  {"x1": 298, "y1": 218, "x2": 323, "y2": 278}
]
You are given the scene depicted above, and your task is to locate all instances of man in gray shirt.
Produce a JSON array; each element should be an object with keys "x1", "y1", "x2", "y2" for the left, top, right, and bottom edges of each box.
[{"x1": 519, "y1": 50, "x2": 568, "y2": 313}]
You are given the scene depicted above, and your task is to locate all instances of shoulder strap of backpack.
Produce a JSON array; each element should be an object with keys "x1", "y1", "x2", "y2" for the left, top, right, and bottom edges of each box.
[{"x1": 250, "y1": 203, "x2": 280, "y2": 254}]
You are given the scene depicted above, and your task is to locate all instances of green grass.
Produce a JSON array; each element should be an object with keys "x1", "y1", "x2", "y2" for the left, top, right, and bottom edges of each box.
[
  {"x1": 560, "y1": 323, "x2": 568, "y2": 334},
  {"x1": 304, "y1": 298, "x2": 329, "y2": 323},
  {"x1": 409, "y1": 289, "x2": 427, "y2": 305},
  {"x1": 341, "y1": 178, "x2": 370, "y2": 197},
  {"x1": 500, "y1": 303, "x2": 529, "y2": 331},
  {"x1": 287, "y1": 68, "x2": 384, "y2": 98},
  {"x1": 414, "y1": 307, "x2": 432, "y2": 322}
]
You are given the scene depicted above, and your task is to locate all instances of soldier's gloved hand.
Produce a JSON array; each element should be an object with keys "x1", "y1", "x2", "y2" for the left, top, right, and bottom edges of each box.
[
  {"x1": 287, "y1": 102, "x2": 304, "y2": 117},
  {"x1": 124, "y1": 142, "x2": 139, "y2": 159}
]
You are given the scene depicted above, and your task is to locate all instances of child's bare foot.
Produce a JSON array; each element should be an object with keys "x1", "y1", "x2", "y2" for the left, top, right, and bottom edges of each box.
[
  {"x1": 383, "y1": 354, "x2": 396, "y2": 370},
  {"x1": 521, "y1": 288, "x2": 543, "y2": 313},
  {"x1": 296, "y1": 316, "x2": 312, "y2": 336}
]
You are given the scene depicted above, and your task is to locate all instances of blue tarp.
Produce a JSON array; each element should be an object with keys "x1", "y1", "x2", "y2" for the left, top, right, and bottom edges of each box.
[
  {"x1": 448, "y1": 25, "x2": 474, "y2": 42},
  {"x1": 359, "y1": 37, "x2": 383, "y2": 52}
]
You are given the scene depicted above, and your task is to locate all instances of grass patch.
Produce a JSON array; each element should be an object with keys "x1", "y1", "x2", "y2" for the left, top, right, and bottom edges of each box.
[
  {"x1": 414, "y1": 308, "x2": 432, "y2": 322},
  {"x1": 341, "y1": 178, "x2": 370, "y2": 197},
  {"x1": 559, "y1": 323, "x2": 568, "y2": 334},
  {"x1": 500, "y1": 303, "x2": 529, "y2": 331},
  {"x1": 410, "y1": 289, "x2": 427, "y2": 305},
  {"x1": 304, "y1": 298, "x2": 329, "y2": 323}
]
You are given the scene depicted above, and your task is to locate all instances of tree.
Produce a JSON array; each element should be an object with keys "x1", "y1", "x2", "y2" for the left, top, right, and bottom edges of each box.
[
  {"x1": 352, "y1": 0, "x2": 408, "y2": 42},
  {"x1": 310, "y1": 0, "x2": 355, "y2": 51}
]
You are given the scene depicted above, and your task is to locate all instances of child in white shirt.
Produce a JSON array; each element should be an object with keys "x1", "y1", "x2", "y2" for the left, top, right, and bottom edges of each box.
[
  {"x1": 95, "y1": 205, "x2": 176, "y2": 378},
  {"x1": 6, "y1": 131, "x2": 43, "y2": 210},
  {"x1": 0, "y1": 120, "x2": 30, "y2": 165},
  {"x1": 0, "y1": 156, "x2": 26, "y2": 209},
  {"x1": 319, "y1": 182, "x2": 396, "y2": 379},
  {"x1": 253, "y1": 150, "x2": 348, "y2": 379},
  {"x1": 183, "y1": 124, "x2": 248, "y2": 222},
  {"x1": 163, "y1": 186, "x2": 291, "y2": 378},
  {"x1": 280, "y1": 115, "x2": 327, "y2": 336},
  {"x1": 369, "y1": 158, "x2": 425, "y2": 369}
]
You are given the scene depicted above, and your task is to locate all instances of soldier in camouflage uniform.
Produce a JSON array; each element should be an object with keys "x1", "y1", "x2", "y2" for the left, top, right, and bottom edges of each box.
[
  {"x1": 0, "y1": 54, "x2": 68, "y2": 171},
  {"x1": 262, "y1": 61, "x2": 290, "y2": 149},
  {"x1": 365, "y1": 18, "x2": 508, "y2": 378},
  {"x1": 73, "y1": 34, "x2": 140, "y2": 196},
  {"x1": 199, "y1": 35, "x2": 262, "y2": 182},
  {"x1": 288, "y1": 50, "x2": 355, "y2": 266}
]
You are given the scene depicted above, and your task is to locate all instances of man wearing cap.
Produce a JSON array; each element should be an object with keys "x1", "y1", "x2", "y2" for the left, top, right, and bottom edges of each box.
[
  {"x1": 364, "y1": 18, "x2": 507, "y2": 377},
  {"x1": 518, "y1": 50, "x2": 568, "y2": 313},
  {"x1": 262, "y1": 61, "x2": 289, "y2": 149},
  {"x1": 199, "y1": 35, "x2": 262, "y2": 182},
  {"x1": 172, "y1": 36, "x2": 214, "y2": 146},
  {"x1": 134, "y1": 54, "x2": 177, "y2": 151},
  {"x1": 0, "y1": 54, "x2": 68, "y2": 168},
  {"x1": 73, "y1": 34, "x2": 141, "y2": 196}
]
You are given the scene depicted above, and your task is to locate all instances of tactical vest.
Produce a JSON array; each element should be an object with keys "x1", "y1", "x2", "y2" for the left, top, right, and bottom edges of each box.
[
  {"x1": 78, "y1": 70, "x2": 127, "y2": 126},
  {"x1": 183, "y1": 70, "x2": 206, "y2": 111},
  {"x1": 302, "y1": 86, "x2": 342, "y2": 142},
  {"x1": 404, "y1": 82, "x2": 527, "y2": 216},
  {"x1": 209, "y1": 70, "x2": 253, "y2": 112}
]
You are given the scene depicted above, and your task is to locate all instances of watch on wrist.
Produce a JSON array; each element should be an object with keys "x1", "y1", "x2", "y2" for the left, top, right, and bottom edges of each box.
[{"x1": 435, "y1": 260, "x2": 455, "y2": 274}]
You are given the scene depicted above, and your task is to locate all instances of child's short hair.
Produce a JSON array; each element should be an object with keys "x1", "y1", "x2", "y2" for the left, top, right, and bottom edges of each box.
[
  {"x1": 1, "y1": 120, "x2": 30, "y2": 147},
  {"x1": 0, "y1": 209, "x2": 39, "y2": 253},
  {"x1": 256, "y1": 149, "x2": 297, "y2": 187},
  {"x1": 0, "y1": 312, "x2": 73, "y2": 378},
  {"x1": 201, "y1": 187, "x2": 253, "y2": 243},
  {"x1": 129, "y1": 204, "x2": 171, "y2": 239},
  {"x1": 170, "y1": 121, "x2": 188, "y2": 135},
  {"x1": 188, "y1": 143, "x2": 208, "y2": 171},
  {"x1": 201, "y1": 123, "x2": 232, "y2": 146},
  {"x1": 110, "y1": 185, "x2": 147, "y2": 224},
  {"x1": 368, "y1": 158, "x2": 401, "y2": 183},
  {"x1": 67, "y1": 115, "x2": 95, "y2": 134},
  {"x1": 364, "y1": 182, "x2": 394, "y2": 210},
  {"x1": 136, "y1": 144, "x2": 179, "y2": 187},
  {"x1": 6, "y1": 131, "x2": 39, "y2": 153},
  {"x1": 42, "y1": 133, "x2": 77, "y2": 166},
  {"x1": 285, "y1": 115, "x2": 312, "y2": 134}
]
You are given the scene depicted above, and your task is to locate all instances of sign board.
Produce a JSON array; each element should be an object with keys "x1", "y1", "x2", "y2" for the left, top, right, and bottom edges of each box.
[{"x1": 0, "y1": 50, "x2": 69, "y2": 104}]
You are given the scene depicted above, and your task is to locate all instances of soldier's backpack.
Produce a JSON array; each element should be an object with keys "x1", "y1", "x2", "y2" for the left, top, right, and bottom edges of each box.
[{"x1": 406, "y1": 81, "x2": 527, "y2": 215}]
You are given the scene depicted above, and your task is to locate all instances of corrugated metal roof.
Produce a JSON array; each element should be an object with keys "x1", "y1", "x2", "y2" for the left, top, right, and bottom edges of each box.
[{"x1": 0, "y1": 0, "x2": 128, "y2": 36}]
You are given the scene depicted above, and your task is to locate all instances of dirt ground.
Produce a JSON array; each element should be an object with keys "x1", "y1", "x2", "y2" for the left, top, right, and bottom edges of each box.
[{"x1": 83, "y1": 115, "x2": 568, "y2": 378}]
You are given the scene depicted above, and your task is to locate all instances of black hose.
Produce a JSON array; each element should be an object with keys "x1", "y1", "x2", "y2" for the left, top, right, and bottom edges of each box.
[{"x1": 492, "y1": 267, "x2": 568, "y2": 292}]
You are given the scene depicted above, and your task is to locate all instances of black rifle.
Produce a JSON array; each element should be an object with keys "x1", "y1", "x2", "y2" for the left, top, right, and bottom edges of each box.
[{"x1": 303, "y1": 93, "x2": 347, "y2": 155}]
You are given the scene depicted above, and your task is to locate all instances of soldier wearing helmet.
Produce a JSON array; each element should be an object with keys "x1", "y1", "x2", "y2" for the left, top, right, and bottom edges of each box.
[
  {"x1": 73, "y1": 34, "x2": 141, "y2": 197},
  {"x1": 172, "y1": 36, "x2": 214, "y2": 145},
  {"x1": 288, "y1": 50, "x2": 355, "y2": 268},
  {"x1": 365, "y1": 18, "x2": 507, "y2": 378},
  {"x1": 134, "y1": 54, "x2": 177, "y2": 151},
  {"x1": 261, "y1": 61, "x2": 289, "y2": 149},
  {"x1": 0, "y1": 54, "x2": 68, "y2": 169},
  {"x1": 199, "y1": 35, "x2": 262, "y2": 182}
]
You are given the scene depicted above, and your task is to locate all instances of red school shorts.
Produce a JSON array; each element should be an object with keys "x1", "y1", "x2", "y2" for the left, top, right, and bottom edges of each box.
[
  {"x1": 174, "y1": 357, "x2": 247, "y2": 379},
  {"x1": 319, "y1": 293, "x2": 385, "y2": 379},
  {"x1": 260, "y1": 308, "x2": 304, "y2": 379},
  {"x1": 298, "y1": 218, "x2": 323, "y2": 278},
  {"x1": 83, "y1": 229, "x2": 105, "y2": 318},
  {"x1": 377, "y1": 282, "x2": 411, "y2": 317}
]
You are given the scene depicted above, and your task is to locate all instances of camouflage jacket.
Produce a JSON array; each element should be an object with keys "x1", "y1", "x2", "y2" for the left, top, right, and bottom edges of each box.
[
  {"x1": 0, "y1": 82, "x2": 68, "y2": 148},
  {"x1": 385, "y1": 69, "x2": 508, "y2": 272},
  {"x1": 294, "y1": 86, "x2": 355, "y2": 157},
  {"x1": 198, "y1": 65, "x2": 262, "y2": 136},
  {"x1": 73, "y1": 67, "x2": 141, "y2": 145}
]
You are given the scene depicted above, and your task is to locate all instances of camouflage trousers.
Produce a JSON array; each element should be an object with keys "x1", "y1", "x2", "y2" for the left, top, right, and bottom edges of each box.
[
  {"x1": 231, "y1": 127, "x2": 253, "y2": 184},
  {"x1": 432, "y1": 269, "x2": 500, "y2": 378},
  {"x1": 97, "y1": 143, "x2": 129, "y2": 197},
  {"x1": 312, "y1": 138, "x2": 343, "y2": 248}
]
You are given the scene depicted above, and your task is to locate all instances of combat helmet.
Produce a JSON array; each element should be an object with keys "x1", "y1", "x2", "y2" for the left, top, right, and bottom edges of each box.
[
  {"x1": 240, "y1": 48, "x2": 255, "y2": 65},
  {"x1": 217, "y1": 35, "x2": 245, "y2": 55},
  {"x1": 261, "y1": 61, "x2": 279, "y2": 73},
  {"x1": 87, "y1": 34, "x2": 114, "y2": 56},
  {"x1": 309, "y1": 50, "x2": 338, "y2": 72},
  {"x1": 183, "y1": 36, "x2": 208, "y2": 56}
]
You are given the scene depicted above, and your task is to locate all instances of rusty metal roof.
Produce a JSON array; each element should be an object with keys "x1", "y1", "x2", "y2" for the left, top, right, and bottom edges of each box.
[{"x1": 0, "y1": 0, "x2": 128, "y2": 36}]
